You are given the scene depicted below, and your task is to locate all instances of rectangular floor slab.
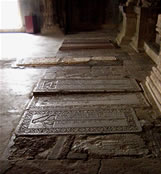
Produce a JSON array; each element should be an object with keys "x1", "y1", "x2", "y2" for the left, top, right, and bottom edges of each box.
[
  {"x1": 27, "y1": 93, "x2": 149, "y2": 110},
  {"x1": 44, "y1": 66, "x2": 127, "y2": 80},
  {"x1": 16, "y1": 107, "x2": 142, "y2": 135},
  {"x1": 71, "y1": 134, "x2": 148, "y2": 157},
  {"x1": 63, "y1": 38, "x2": 111, "y2": 44},
  {"x1": 33, "y1": 79, "x2": 141, "y2": 94},
  {"x1": 59, "y1": 43, "x2": 116, "y2": 51}
]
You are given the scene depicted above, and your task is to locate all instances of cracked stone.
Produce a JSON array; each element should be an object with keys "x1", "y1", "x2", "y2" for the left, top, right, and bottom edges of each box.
[
  {"x1": 71, "y1": 134, "x2": 149, "y2": 158},
  {"x1": 9, "y1": 136, "x2": 57, "y2": 160},
  {"x1": 48, "y1": 136, "x2": 74, "y2": 160}
]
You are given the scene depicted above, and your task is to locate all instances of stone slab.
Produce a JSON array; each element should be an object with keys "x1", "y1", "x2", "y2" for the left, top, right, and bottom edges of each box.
[
  {"x1": 59, "y1": 43, "x2": 116, "y2": 51},
  {"x1": 67, "y1": 152, "x2": 87, "y2": 160},
  {"x1": 16, "y1": 107, "x2": 142, "y2": 135},
  {"x1": 146, "y1": 77, "x2": 161, "y2": 105},
  {"x1": 0, "y1": 160, "x2": 12, "y2": 174},
  {"x1": 146, "y1": 130, "x2": 161, "y2": 157},
  {"x1": 56, "y1": 50, "x2": 128, "y2": 59},
  {"x1": 15, "y1": 57, "x2": 122, "y2": 67},
  {"x1": 44, "y1": 66, "x2": 128, "y2": 80},
  {"x1": 152, "y1": 67, "x2": 161, "y2": 83},
  {"x1": 33, "y1": 79, "x2": 141, "y2": 94},
  {"x1": 48, "y1": 136, "x2": 68, "y2": 160},
  {"x1": 151, "y1": 72, "x2": 161, "y2": 93},
  {"x1": 27, "y1": 93, "x2": 149, "y2": 110},
  {"x1": 63, "y1": 38, "x2": 111, "y2": 44},
  {"x1": 16, "y1": 57, "x2": 60, "y2": 67},
  {"x1": 100, "y1": 159, "x2": 161, "y2": 174},
  {"x1": 144, "y1": 42, "x2": 160, "y2": 65},
  {"x1": 5, "y1": 160, "x2": 100, "y2": 174},
  {"x1": 71, "y1": 134, "x2": 148, "y2": 157},
  {"x1": 58, "y1": 57, "x2": 122, "y2": 66},
  {"x1": 145, "y1": 80, "x2": 161, "y2": 113}
]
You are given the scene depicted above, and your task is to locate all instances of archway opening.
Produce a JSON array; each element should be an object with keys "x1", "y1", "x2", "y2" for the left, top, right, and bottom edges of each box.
[{"x1": 0, "y1": 0, "x2": 22, "y2": 31}]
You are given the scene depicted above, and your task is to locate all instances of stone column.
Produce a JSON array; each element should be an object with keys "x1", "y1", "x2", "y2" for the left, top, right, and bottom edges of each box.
[
  {"x1": 41, "y1": 0, "x2": 55, "y2": 33},
  {"x1": 145, "y1": 14, "x2": 161, "y2": 114},
  {"x1": 116, "y1": 5, "x2": 137, "y2": 45},
  {"x1": 144, "y1": 12, "x2": 161, "y2": 64},
  {"x1": 156, "y1": 15, "x2": 161, "y2": 54},
  {"x1": 130, "y1": 7, "x2": 160, "y2": 52}
]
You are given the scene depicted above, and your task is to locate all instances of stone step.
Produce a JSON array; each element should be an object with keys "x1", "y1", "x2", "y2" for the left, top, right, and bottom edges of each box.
[
  {"x1": 150, "y1": 71, "x2": 161, "y2": 94},
  {"x1": 59, "y1": 43, "x2": 118, "y2": 51},
  {"x1": 152, "y1": 67, "x2": 161, "y2": 83},
  {"x1": 146, "y1": 76, "x2": 161, "y2": 105},
  {"x1": 27, "y1": 93, "x2": 149, "y2": 110},
  {"x1": 56, "y1": 50, "x2": 129, "y2": 60},
  {"x1": 144, "y1": 42, "x2": 160, "y2": 64},
  {"x1": 63, "y1": 38, "x2": 111, "y2": 44},
  {"x1": 145, "y1": 78, "x2": 161, "y2": 113},
  {"x1": 33, "y1": 79, "x2": 141, "y2": 95}
]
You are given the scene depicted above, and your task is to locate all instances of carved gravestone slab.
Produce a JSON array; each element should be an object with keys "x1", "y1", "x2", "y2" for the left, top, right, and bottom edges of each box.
[
  {"x1": 71, "y1": 134, "x2": 149, "y2": 157},
  {"x1": 27, "y1": 93, "x2": 149, "y2": 110},
  {"x1": 33, "y1": 79, "x2": 141, "y2": 94},
  {"x1": 16, "y1": 107, "x2": 142, "y2": 135}
]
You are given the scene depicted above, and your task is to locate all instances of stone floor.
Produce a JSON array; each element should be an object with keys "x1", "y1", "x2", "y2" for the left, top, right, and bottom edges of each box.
[{"x1": 0, "y1": 29, "x2": 161, "y2": 174}]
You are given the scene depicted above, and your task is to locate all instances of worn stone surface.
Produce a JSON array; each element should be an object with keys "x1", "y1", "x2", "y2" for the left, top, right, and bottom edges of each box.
[
  {"x1": 63, "y1": 38, "x2": 111, "y2": 44},
  {"x1": 100, "y1": 159, "x2": 161, "y2": 174},
  {"x1": 48, "y1": 136, "x2": 74, "y2": 159},
  {"x1": 145, "y1": 128, "x2": 161, "y2": 158},
  {"x1": 56, "y1": 49, "x2": 128, "y2": 59},
  {"x1": 0, "y1": 160, "x2": 12, "y2": 174},
  {"x1": 134, "y1": 108, "x2": 157, "y2": 123},
  {"x1": 71, "y1": 134, "x2": 148, "y2": 158},
  {"x1": 5, "y1": 160, "x2": 100, "y2": 174},
  {"x1": 44, "y1": 66, "x2": 128, "y2": 80},
  {"x1": 16, "y1": 57, "x2": 60, "y2": 67},
  {"x1": 146, "y1": 77, "x2": 161, "y2": 112},
  {"x1": 67, "y1": 152, "x2": 87, "y2": 160},
  {"x1": 58, "y1": 57, "x2": 122, "y2": 66},
  {"x1": 16, "y1": 107, "x2": 142, "y2": 135},
  {"x1": 27, "y1": 93, "x2": 149, "y2": 109},
  {"x1": 33, "y1": 79, "x2": 141, "y2": 94},
  {"x1": 1, "y1": 30, "x2": 161, "y2": 174},
  {"x1": 9, "y1": 136, "x2": 57, "y2": 160},
  {"x1": 0, "y1": 68, "x2": 45, "y2": 157},
  {"x1": 59, "y1": 43, "x2": 116, "y2": 50},
  {"x1": 48, "y1": 136, "x2": 68, "y2": 159},
  {"x1": 144, "y1": 42, "x2": 160, "y2": 65},
  {"x1": 15, "y1": 56, "x2": 122, "y2": 67}
]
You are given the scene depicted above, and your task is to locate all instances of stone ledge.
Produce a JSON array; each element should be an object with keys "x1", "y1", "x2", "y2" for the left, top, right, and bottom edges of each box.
[{"x1": 144, "y1": 42, "x2": 160, "y2": 64}]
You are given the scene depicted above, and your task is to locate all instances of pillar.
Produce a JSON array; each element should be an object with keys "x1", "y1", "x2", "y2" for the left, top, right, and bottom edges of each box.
[
  {"x1": 130, "y1": 7, "x2": 160, "y2": 52},
  {"x1": 41, "y1": 0, "x2": 55, "y2": 33},
  {"x1": 116, "y1": 0, "x2": 137, "y2": 45}
]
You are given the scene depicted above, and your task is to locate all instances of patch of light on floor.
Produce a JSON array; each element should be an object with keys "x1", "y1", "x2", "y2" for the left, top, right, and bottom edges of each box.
[{"x1": 0, "y1": 0, "x2": 22, "y2": 29}]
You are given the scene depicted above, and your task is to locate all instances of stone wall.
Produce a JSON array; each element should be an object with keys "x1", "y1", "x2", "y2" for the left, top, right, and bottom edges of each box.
[
  {"x1": 19, "y1": 0, "x2": 42, "y2": 30},
  {"x1": 19, "y1": 0, "x2": 122, "y2": 33}
]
